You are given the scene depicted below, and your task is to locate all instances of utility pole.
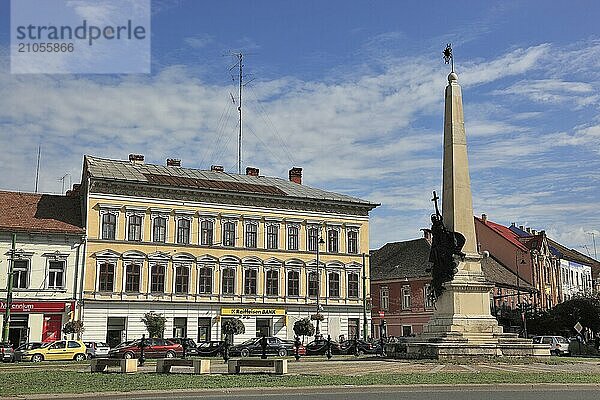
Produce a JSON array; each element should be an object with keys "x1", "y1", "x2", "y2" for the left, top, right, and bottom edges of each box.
[
  {"x1": 2, "y1": 234, "x2": 16, "y2": 345},
  {"x1": 362, "y1": 253, "x2": 368, "y2": 341},
  {"x1": 34, "y1": 145, "x2": 41, "y2": 193},
  {"x1": 233, "y1": 52, "x2": 244, "y2": 175},
  {"x1": 587, "y1": 232, "x2": 597, "y2": 260}
]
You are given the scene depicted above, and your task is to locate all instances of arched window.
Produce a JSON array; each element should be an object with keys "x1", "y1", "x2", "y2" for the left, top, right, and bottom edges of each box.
[
  {"x1": 177, "y1": 218, "x2": 191, "y2": 244},
  {"x1": 287, "y1": 226, "x2": 299, "y2": 250},
  {"x1": 328, "y1": 272, "x2": 340, "y2": 297},
  {"x1": 153, "y1": 216, "x2": 167, "y2": 243},
  {"x1": 267, "y1": 225, "x2": 279, "y2": 249},
  {"x1": 125, "y1": 264, "x2": 141, "y2": 292},
  {"x1": 151, "y1": 264, "x2": 165, "y2": 293},
  {"x1": 101, "y1": 213, "x2": 117, "y2": 240},
  {"x1": 307, "y1": 227, "x2": 318, "y2": 252},
  {"x1": 347, "y1": 272, "x2": 359, "y2": 298},
  {"x1": 287, "y1": 270, "x2": 300, "y2": 297},
  {"x1": 308, "y1": 271, "x2": 318, "y2": 297},
  {"x1": 222, "y1": 268, "x2": 235, "y2": 294},
  {"x1": 174, "y1": 266, "x2": 189, "y2": 294},
  {"x1": 245, "y1": 223, "x2": 257, "y2": 248},
  {"x1": 198, "y1": 267, "x2": 213, "y2": 294},
  {"x1": 327, "y1": 230, "x2": 339, "y2": 253},
  {"x1": 98, "y1": 262, "x2": 115, "y2": 292},
  {"x1": 128, "y1": 215, "x2": 143, "y2": 241},
  {"x1": 244, "y1": 269, "x2": 257, "y2": 295},
  {"x1": 347, "y1": 230, "x2": 358, "y2": 254},
  {"x1": 266, "y1": 270, "x2": 279, "y2": 296},
  {"x1": 223, "y1": 221, "x2": 236, "y2": 247}
]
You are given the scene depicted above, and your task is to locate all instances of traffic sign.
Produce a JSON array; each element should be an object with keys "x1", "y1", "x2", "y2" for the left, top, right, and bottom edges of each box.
[
  {"x1": 379, "y1": 311, "x2": 385, "y2": 318},
  {"x1": 574, "y1": 321, "x2": 583, "y2": 333}
]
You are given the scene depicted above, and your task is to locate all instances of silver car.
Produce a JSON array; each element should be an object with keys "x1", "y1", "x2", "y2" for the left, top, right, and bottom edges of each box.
[
  {"x1": 84, "y1": 341, "x2": 111, "y2": 358},
  {"x1": 532, "y1": 335, "x2": 570, "y2": 356}
]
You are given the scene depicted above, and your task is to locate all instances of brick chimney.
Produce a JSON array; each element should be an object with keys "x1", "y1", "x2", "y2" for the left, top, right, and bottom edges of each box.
[
  {"x1": 525, "y1": 227, "x2": 531, "y2": 233},
  {"x1": 211, "y1": 165, "x2": 224, "y2": 172},
  {"x1": 519, "y1": 225, "x2": 524, "y2": 231},
  {"x1": 531, "y1": 229, "x2": 537, "y2": 235},
  {"x1": 289, "y1": 167, "x2": 302, "y2": 184},
  {"x1": 66, "y1": 184, "x2": 81, "y2": 197},
  {"x1": 129, "y1": 154, "x2": 144, "y2": 164},
  {"x1": 540, "y1": 230, "x2": 546, "y2": 235},
  {"x1": 166, "y1": 158, "x2": 181, "y2": 167},
  {"x1": 481, "y1": 213, "x2": 487, "y2": 223},
  {"x1": 246, "y1": 167, "x2": 259, "y2": 176}
]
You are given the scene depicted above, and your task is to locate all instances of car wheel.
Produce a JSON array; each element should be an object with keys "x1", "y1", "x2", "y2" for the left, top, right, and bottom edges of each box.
[
  {"x1": 32, "y1": 354, "x2": 44, "y2": 363},
  {"x1": 87, "y1": 353, "x2": 92, "y2": 360},
  {"x1": 74, "y1": 353, "x2": 87, "y2": 361},
  {"x1": 123, "y1": 352, "x2": 134, "y2": 359},
  {"x1": 278, "y1": 348, "x2": 287, "y2": 357},
  {"x1": 357, "y1": 350, "x2": 364, "y2": 356},
  {"x1": 165, "y1": 351, "x2": 176, "y2": 359},
  {"x1": 240, "y1": 349, "x2": 250, "y2": 357}
]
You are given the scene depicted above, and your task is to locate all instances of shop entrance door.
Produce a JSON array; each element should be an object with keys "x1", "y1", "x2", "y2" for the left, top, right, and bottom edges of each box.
[
  {"x1": 348, "y1": 318, "x2": 359, "y2": 339},
  {"x1": 198, "y1": 318, "x2": 211, "y2": 342},
  {"x1": 42, "y1": 315, "x2": 61, "y2": 342},
  {"x1": 256, "y1": 318, "x2": 271, "y2": 337},
  {"x1": 106, "y1": 317, "x2": 126, "y2": 348},
  {"x1": 9, "y1": 314, "x2": 29, "y2": 345}
]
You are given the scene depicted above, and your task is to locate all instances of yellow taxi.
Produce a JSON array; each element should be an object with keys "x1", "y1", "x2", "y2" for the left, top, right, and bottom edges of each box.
[{"x1": 20, "y1": 340, "x2": 87, "y2": 362}]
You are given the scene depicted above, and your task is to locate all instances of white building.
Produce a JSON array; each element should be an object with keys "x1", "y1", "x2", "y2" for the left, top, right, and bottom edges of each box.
[{"x1": 0, "y1": 191, "x2": 85, "y2": 345}]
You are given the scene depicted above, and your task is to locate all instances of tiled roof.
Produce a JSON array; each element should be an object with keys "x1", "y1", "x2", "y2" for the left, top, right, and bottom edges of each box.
[
  {"x1": 0, "y1": 191, "x2": 84, "y2": 234},
  {"x1": 84, "y1": 156, "x2": 378, "y2": 208},
  {"x1": 476, "y1": 217, "x2": 529, "y2": 252},
  {"x1": 370, "y1": 237, "x2": 532, "y2": 289}
]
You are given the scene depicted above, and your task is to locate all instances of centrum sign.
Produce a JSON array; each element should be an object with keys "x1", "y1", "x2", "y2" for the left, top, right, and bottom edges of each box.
[{"x1": 221, "y1": 308, "x2": 285, "y2": 316}]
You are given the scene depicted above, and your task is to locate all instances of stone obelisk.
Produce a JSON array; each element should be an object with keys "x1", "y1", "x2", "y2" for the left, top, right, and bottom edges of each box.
[{"x1": 406, "y1": 47, "x2": 548, "y2": 358}]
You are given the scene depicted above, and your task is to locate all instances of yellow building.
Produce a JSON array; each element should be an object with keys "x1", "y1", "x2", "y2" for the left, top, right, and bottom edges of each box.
[{"x1": 79, "y1": 155, "x2": 378, "y2": 346}]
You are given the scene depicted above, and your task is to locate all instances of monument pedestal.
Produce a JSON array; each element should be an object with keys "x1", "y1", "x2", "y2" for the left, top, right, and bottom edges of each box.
[{"x1": 404, "y1": 254, "x2": 549, "y2": 359}]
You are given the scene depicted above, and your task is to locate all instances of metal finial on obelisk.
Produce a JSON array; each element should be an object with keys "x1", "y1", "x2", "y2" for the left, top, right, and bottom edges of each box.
[{"x1": 443, "y1": 43, "x2": 454, "y2": 72}]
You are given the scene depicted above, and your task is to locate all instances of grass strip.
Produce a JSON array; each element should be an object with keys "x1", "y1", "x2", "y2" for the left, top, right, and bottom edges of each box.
[{"x1": 2, "y1": 370, "x2": 600, "y2": 396}]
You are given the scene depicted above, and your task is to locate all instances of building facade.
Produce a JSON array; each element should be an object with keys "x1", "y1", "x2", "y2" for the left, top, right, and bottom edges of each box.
[
  {"x1": 0, "y1": 191, "x2": 85, "y2": 345},
  {"x1": 546, "y1": 238, "x2": 597, "y2": 301},
  {"x1": 79, "y1": 155, "x2": 377, "y2": 346}
]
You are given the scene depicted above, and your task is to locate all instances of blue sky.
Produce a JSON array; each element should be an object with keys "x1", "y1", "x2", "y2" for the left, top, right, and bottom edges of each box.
[{"x1": 0, "y1": 0, "x2": 598, "y2": 255}]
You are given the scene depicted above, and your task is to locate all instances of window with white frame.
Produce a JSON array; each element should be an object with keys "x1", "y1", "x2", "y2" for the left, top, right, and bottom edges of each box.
[
  {"x1": 244, "y1": 269, "x2": 257, "y2": 295},
  {"x1": 347, "y1": 230, "x2": 359, "y2": 254},
  {"x1": 287, "y1": 270, "x2": 300, "y2": 296},
  {"x1": 307, "y1": 227, "x2": 319, "y2": 252},
  {"x1": 266, "y1": 224, "x2": 279, "y2": 249},
  {"x1": 151, "y1": 264, "x2": 165, "y2": 293},
  {"x1": 328, "y1": 272, "x2": 340, "y2": 297},
  {"x1": 152, "y1": 216, "x2": 167, "y2": 243},
  {"x1": 380, "y1": 287, "x2": 389, "y2": 311},
  {"x1": 98, "y1": 262, "x2": 114, "y2": 292},
  {"x1": 176, "y1": 218, "x2": 191, "y2": 244},
  {"x1": 174, "y1": 265, "x2": 189, "y2": 294},
  {"x1": 308, "y1": 271, "x2": 318, "y2": 297},
  {"x1": 198, "y1": 266, "x2": 212, "y2": 294},
  {"x1": 222, "y1": 268, "x2": 235, "y2": 294},
  {"x1": 200, "y1": 219, "x2": 214, "y2": 246},
  {"x1": 287, "y1": 225, "x2": 299, "y2": 250},
  {"x1": 424, "y1": 284, "x2": 434, "y2": 309},
  {"x1": 12, "y1": 259, "x2": 29, "y2": 289},
  {"x1": 402, "y1": 285, "x2": 411, "y2": 310},
  {"x1": 127, "y1": 214, "x2": 143, "y2": 241},
  {"x1": 347, "y1": 272, "x2": 359, "y2": 298},
  {"x1": 245, "y1": 222, "x2": 258, "y2": 248},
  {"x1": 125, "y1": 263, "x2": 141, "y2": 292},
  {"x1": 327, "y1": 229, "x2": 339, "y2": 253},
  {"x1": 47, "y1": 260, "x2": 65, "y2": 289},
  {"x1": 101, "y1": 212, "x2": 117, "y2": 240},
  {"x1": 266, "y1": 270, "x2": 279, "y2": 296},
  {"x1": 222, "y1": 221, "x2": 236, "y2": 247}
]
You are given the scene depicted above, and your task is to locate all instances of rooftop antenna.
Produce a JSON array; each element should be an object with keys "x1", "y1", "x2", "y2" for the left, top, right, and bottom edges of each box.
[
  {"x1": 229, "y1": 52, "x2": 255, "y2": 174},
  {"x1": 58, "y1": 173, "x2": 71, "y2": 194},
  {"x1": 34, "y1": 145, "x2": 41, "y2": 193}
]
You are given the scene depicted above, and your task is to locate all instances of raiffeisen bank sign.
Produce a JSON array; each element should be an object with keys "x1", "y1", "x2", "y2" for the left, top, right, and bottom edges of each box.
[{"x1": 11, "y1": 0, "x2": 150, "y2": 74}]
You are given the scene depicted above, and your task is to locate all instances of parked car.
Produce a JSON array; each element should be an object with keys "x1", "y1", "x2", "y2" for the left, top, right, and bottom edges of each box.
[
  {"x1": 14, "y1": 342, "x2": 43, "y2": 361},
  {"x1": 19, "y1": 340, "x2": 87, "y2": 362},
  {"x1": 305, "y1": 339, "x2": 341, "y2": 356},
  {"x1": 84, "y1": 341, "x2": 111, "y2": 359},
  {"x1": 196, "y1": 340, "x2": 226, "y2": 357},
  {"x1": 339, "y1": 339, "x2": 380, "y2": 355},
  {"x1": 1, "y1": 343, "x2": 14, "y2": 363},
  {"x1": 229, "y1": 337, "x2": 300, "y2": 357},
  {"x1": 532, "y1": 335, "x2": 570, "y2": 356},
  {"x1": 108, "y1": 338, "x2": 183, "y2": 359},
  {"x1": 166, "y1": 338, "x2": 198, "y2": 356}
]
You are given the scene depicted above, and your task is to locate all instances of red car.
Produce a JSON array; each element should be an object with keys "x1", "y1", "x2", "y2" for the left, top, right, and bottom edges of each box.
[{"x1": 108, "y1": 338, "x2": 183, "y2": 359}]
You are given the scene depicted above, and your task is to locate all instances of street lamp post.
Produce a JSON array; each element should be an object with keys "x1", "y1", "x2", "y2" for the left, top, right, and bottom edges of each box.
[
  {"x1": 2, "y1": 234, "x2": 17, "y2": 346},
  {"x1": 315, "y1": 236, "x2": 325, "y2": 340},
  {"x1": 515, "y1": 251, "x2": 527, "y2": 337}
]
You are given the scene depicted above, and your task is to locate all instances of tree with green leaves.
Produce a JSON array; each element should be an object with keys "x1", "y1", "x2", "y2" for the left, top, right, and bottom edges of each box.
[
  {"x1": 221, "y1": 318, "x2": 245, "y2": 337},
  {"x1": 141, "y1": 311, "x2": 166, "y2": 338},
  {"x1": 63, "y1": 320, "x2": 85, "y2": 339},
  {"x1": 293, "y1": 317, "x2": 315, "y2": 339}
]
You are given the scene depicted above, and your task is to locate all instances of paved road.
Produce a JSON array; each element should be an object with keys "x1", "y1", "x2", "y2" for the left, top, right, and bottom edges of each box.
[{"x1": 20, "y1": 385, "x2": 599, "y2": 400}]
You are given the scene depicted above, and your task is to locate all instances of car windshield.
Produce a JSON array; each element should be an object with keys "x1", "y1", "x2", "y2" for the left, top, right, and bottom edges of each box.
[
  {"x1": 98, "y1": 342, "x2": 109, "y2": 347},
  {"x1": 41, "y1": 342, "x2": 53, "y2": 348},
  {"x1": 556, "y1": 337, "x2": 569, "y2": 344},
  {"x1": 239, "y1": 339, "x2": 258, "y2": 346}
]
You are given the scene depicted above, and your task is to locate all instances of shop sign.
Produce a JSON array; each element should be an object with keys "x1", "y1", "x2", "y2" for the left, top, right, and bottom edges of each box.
[
  {"x1": 221, "y1": 307, "x2": 285, "y2": 316},
  {"x1": 0, "y1": 301, "x2": 69, "y2": 313}
]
